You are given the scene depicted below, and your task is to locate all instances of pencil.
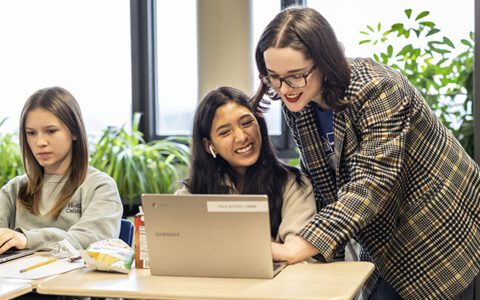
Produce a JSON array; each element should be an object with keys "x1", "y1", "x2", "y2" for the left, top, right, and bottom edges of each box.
[{"x1": 19, "y1": 257, "x2": 57, "y2": 273}]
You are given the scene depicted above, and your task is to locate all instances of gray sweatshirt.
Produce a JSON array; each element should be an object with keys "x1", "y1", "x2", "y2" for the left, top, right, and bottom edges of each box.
[{"x1": 0, "y1": 166, "x2": 123, "y2": 250}]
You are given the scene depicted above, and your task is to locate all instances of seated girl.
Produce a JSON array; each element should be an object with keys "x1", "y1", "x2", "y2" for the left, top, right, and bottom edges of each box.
[
  {"x1": 0, "y1": 86, "x2": 123, "y2": 253},
  {"x1": 176, "y1": 86, "x2": 316, "y2": 243}
]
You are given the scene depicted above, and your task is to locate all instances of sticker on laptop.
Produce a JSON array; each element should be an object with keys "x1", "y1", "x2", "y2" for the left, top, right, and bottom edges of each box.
[{"x1": 207, "y1": 201, "x2": 268, "y2": 212}]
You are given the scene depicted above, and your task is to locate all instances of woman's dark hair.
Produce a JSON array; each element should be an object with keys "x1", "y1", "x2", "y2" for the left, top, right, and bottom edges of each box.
[
  {"x1": 185, "y1": 86, "x2": 304, "y2": 238},
  {"x1": 252, "y1": 6, "x2": 351, "y2": 112},
  {"x1": 18, "y1": 86, "x2": 89, "y2": 219}
]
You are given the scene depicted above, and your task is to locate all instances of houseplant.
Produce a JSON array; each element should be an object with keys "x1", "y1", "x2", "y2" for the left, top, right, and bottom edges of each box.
[
  {"x1": 359, "y1": 9, "x2": 474, "y2": 156},
  {"x1": 0, "y1": 118, "x2": 24, "y2": 187},
  {"x1": 89, "y1": 113, "x2": 190, "y2": 209}
]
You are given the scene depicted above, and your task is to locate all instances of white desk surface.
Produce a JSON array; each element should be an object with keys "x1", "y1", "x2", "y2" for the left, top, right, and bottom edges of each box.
[
  {"x1": 36, "y1": 261, "x2": 374, "y2": 300},
  {"x1": 0, "y1": 279, "x2": 32, "y2": 300}
]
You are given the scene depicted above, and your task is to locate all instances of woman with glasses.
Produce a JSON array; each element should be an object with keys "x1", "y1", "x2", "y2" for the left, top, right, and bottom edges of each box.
[
  {"x1": 176, "y1": 86, "x2": 316, "y2": 244},
  {"x1": 251, "y1": 6, "x2": 480, "y2": 300}
]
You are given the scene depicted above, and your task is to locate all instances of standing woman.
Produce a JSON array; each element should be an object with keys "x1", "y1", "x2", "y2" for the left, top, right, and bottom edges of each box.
[
  {"x1": 252, "y1": 6, "x2": 480, "y2": 300},
  {"x1": 177, "y1": 86, "x2": 316, "y2": 243},
  {"x1": 0, "y1": 86, "x2": 123, "y2": 253}
]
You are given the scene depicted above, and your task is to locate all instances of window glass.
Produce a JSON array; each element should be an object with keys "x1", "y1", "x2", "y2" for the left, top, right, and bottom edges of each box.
[
  {"x1": 252, "y1": 0, "x2": 282, "y2": 135},
  {"x1": 0, "y1": 0, "x2": 131, "y2": 138},
  {"x1": 155, "y1": 0, "x2": 283, "y2": 136},
  {"x1": 155, "y1": 0, "x2": 197, "y2": 136},
  {"x1": 309, "y1": 0, "x2": 473, "y2": 58},
  {"x1": 309, "y1": 0, "x2": 473, "y2": 129}
]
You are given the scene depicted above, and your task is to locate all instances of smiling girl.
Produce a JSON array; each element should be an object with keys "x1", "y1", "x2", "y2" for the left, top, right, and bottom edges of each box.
[
  {"x1": 0, "y1": 86, "x2": 123, "y2": 253},
  {"x1": 176, "y1": 86, "x2": 316, "y2": 243}
]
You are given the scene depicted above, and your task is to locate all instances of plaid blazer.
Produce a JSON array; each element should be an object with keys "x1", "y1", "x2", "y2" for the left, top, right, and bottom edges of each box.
[{"x1": 284, "y1": 58, "x2": 480, "y2": 300}]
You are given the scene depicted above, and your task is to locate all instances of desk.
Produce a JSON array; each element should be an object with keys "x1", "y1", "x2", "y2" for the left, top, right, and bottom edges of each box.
[
  {"x1": 37, "y1": 261, "x2": 374, "y2": 300},
  {"x1": 0, "y1": 279, "x2": 32, "y2": 300}
]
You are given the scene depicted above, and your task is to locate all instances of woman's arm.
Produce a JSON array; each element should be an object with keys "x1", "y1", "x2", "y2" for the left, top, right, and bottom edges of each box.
[
  {"x1": 297, "y1": 76, "x2": 411, "y2": 262},
  {"x1": 272, "y1": 236, "x2": 319, "y2": 263},
  {"x1": 0, "y1": 177, "x2": 26, "y2": 253},
  {"x1": 276, "y1": 174, "x2": 316, "y2": 242}
]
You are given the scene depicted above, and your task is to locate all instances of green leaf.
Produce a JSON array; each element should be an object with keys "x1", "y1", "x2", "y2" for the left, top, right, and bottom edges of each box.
[
  {"x1": 367, "y1": 25, "x2": 374, "y2": 32},
  {"x1": 461, "y1": 39, "x2": 473, "y2": 47},
  {"x1": 415, "y1": 11, "x2": 430, "y2": 21},
  {"x1": 359, "y1": 39, "x2": 371, "y2": 45},
  {"x1": 443, "y1": 37, "x2": 455, "y2": 48},
  {"x1": 377, "y1": 22, "x2": 381, "y2": 31},
  {"x1": 391, "y1": 23, "x2": 404, "y2": 31},
  {"x1": 405, "y1": 9, "x2": 412, "y2": 18},
  {"x1": 387, "y1": 45, "x2": 393, "y2": 57},
  {"x1": 419, "y1": 21, "x2": 435, "y2": 27},
  {"x1": 426, "y1": 28, "x2": 441, "y2": 37}
]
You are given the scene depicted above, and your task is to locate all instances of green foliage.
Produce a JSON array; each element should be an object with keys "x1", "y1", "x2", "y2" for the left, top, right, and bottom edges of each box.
[
  {"x1": 90, "y1": 113, "x2": 190, "y2": 207},
  {"x1": 0, "y1": 118, "x2": 24, "y2": 187},
  {"x1": 359, "y1": 9, "x2": 474, "y2": 156}
]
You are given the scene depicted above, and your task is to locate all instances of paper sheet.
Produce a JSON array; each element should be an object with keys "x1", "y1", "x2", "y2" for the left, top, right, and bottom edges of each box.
[{"x1": 0, "y1": 256, "x2": 85, "y2": 279}]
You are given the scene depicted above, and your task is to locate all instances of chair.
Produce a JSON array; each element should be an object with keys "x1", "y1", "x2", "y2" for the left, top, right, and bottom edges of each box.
[{"x1": 119, "y1": 219, "x2": 134, "y2": 247}]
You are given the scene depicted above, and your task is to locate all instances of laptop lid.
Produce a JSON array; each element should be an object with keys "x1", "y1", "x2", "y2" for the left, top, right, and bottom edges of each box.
[
  {"x1": 141, "y1": 194, "x2": 285, "y2": 279},
  {"x1": 0, "y1": 249, "x2": 35, "y2": 264}
]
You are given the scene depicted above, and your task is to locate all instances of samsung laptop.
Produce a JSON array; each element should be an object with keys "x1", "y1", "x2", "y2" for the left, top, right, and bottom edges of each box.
[
  {"x1": 0, "y1": 249, "x2": 35, "y2": 264},
  {"x1": 141, "y1": 194, "x2": 287, "y2": 279}
]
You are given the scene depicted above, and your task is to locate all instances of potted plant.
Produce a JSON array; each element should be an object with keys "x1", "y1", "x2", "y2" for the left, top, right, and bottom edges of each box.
[
  {"x1": 359, "y1": 9, "x2": 474, "y2": 156},
  {"x1": 0, "y1": 118, "x2": 24, "y2": 187},
  {"x1": 89, "y1": 113, "x2": 190, "y2": 211}
]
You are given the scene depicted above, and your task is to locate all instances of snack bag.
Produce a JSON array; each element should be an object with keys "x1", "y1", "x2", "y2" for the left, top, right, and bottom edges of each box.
[{"x1": 81, "y1": 239, "x2": 134, "y2": 273}]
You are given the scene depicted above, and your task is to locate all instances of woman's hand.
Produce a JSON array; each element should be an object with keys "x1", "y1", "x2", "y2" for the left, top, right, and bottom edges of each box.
[
  {"x1": 0, "y1": 228, "x2": 27, "y2": 254},
  {"x1": 272, "y1": 236, "x2": 319, "y2": 264}
]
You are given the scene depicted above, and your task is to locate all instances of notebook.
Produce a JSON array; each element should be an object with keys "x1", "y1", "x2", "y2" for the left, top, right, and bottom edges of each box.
[
  {"x1": 0, "y1": 249, "x2": 35, "y2": 264},
  {"x1": 141, "y1": 194, "x2": 287, "y2": 279}
]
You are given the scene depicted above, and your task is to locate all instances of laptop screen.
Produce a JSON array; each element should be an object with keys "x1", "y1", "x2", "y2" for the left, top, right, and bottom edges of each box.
[{"x1": 142, "y1": 194, "x2": 284, "y2": 279}]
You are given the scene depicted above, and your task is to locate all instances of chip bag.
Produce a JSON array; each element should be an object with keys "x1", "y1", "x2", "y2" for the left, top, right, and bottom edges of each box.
[{"x1": 80, "y1": 239, "x2": 134, "y2": 273}]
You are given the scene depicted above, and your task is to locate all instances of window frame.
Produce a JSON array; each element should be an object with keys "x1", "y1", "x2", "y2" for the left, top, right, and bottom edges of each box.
[
  {"x1": 130, "y1": 0, "x2": 479, "y2": 162},
  {"x1": 130, "y1": 0, "x2": 302, "y2": 158}
]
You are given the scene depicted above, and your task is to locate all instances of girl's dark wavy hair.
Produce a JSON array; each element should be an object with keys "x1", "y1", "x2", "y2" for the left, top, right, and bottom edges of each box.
[
  {"x1": 185, "y1": 86, "x2": 304, "y2": 238},
  {"x1": 252, "y1": 6, "x2": 351, "y2": 112}
]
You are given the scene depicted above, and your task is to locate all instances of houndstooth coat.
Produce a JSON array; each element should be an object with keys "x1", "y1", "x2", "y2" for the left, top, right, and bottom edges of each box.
[{"x1": 284, "y1": 57, "x2": 480, "y2": 300}]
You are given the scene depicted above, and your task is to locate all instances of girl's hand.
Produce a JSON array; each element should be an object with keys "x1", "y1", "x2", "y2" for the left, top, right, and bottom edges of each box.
[
  {"x1": 272, "y1": 236, "x2": 319, "y2": 264},
  {"x1": 0, "y1": 228, "x2": 27, "y2": 254}
]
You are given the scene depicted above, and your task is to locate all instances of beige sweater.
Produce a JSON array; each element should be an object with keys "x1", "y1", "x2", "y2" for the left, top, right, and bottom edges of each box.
[{"x1": 175, "y1": 174, "x2": 316, "y2": 243}]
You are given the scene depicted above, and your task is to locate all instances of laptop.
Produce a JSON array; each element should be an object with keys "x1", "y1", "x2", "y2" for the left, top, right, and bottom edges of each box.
[
  {"x1": 0, "y1": 249, "x2": 35, "y2": 264},
  {"x1": 141, "y1": 194, "x2": 287, "y2": 279}
]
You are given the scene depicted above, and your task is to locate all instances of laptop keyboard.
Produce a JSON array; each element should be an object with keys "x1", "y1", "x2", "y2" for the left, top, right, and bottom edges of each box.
[
  {"x1": 273, "y1": 261, "x2": 284, "y2": 271},
  {"x1": 0, "y1": 249, "x2": 34, "y2": 263}
]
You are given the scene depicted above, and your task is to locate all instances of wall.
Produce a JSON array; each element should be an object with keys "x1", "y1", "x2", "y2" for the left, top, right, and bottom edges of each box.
[{"x1": 197, "y1": 0, "x2": 253, "y2": 99}]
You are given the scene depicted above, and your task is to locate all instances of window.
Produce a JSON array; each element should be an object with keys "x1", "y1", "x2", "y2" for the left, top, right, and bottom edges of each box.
[
  {"x1": 308, "y1": 0, "x2": 473, "y2": 59},
  {"x1": 156, "y1": 0, "x2": 197, "y2": 136},
  {"x1": 0, "y1": 0, "x2": 131, "y2": 137},
  {"x1": 152, "y1": 0, "x2": 284, "y2": 141},
  {"x1": 309, "y1": 0, "x2": 474, "y2": 141}
]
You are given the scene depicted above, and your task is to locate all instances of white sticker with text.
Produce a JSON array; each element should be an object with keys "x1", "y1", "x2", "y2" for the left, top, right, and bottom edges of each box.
[{"x1": 207, "y1": 201, "x2": 268, "y2": 212}]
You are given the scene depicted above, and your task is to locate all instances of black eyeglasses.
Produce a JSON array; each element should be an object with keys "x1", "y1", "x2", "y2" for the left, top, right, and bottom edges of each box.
[{"x1": 260, "y1": 65, "x2": 316, "y2": 89}]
